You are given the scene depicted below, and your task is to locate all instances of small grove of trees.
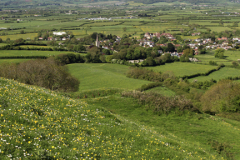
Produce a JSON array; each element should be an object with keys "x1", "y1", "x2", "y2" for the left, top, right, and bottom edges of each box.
[
  {"x1": 214, "y1": 48, "x2": 225, "y2": 59},
  {"x1": 0, "y1": 58, "x2": 79, "y2": 92},
  {"x1": 200, "y1": 80, "x2": 240, "y2": 113}
]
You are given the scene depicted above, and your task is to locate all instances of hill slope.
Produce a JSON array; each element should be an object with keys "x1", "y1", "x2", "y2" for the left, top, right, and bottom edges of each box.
[
  {"x1": 0, "y1": 0, "x2": 234, "y2": 8},
  {"x1": 1, "y1": 77, "x2": 240, "y2": 159}
]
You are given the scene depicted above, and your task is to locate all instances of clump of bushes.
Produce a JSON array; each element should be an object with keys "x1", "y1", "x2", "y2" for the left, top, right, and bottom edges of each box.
[
  {"x1": 122, "y1": 91, "x2": 199, "y2": 115},
  {"x1": 200, "y1": 80, "x2": 240, "y2": 113},
  {"x1": 0, "y1": 57, "x2": 79, "y2": 92},
  {"x1": 126, "y1": 67, "x2": 176, "y2": 82},
  {"x1": 137, "y1": 82, "x2": 162, "y2": 92}
]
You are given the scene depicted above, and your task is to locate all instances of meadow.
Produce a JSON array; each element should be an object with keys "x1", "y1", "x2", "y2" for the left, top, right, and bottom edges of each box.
[
  {"x1": 68, "y1": 63, "x2": 151, "y2": 91},
  {"x1": 189, "y1": 67, "x2": 240, "y2": 82},
  {"x1": 0, "y1": 50, "x2": 77, "y2": 57},
  {"x1": 2, "y1": 76, "x2": 240, "y2": 159},
  {"x1": 0, "y1": 59, "x2": 29, "y2": 64},
  {"x1": 147, "y1": 62, "x2": 217, "y2": 77}
]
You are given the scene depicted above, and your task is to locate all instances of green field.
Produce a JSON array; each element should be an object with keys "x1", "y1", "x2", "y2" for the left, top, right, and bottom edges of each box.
[
  {"x1": 0, "y1": 50, "x2": 77, "y2": 57},
  {"x1": 189, "y1": 67, "x2": 240, "y2": 82},
  {"x1": 0, "y1": 59, "x2": 29, "y2": 64},
  {"x1": 68, "y1": 63, "x2": 151, "y2": 91},
  {"x1": 147, "y1": 62, "x2": 217, "y2": 77},
  {"x1": 195, "y1": 54, "x2": 232, "y2": 65},
  {"x1": 145, "y1": 86, "x2": 176, "y2": 97}
]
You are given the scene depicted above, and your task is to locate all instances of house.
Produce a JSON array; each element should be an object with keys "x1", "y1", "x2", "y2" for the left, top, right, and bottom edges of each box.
[
  {"x1": 39, "y1": 37, "x2": 43, "y2": 40},
  {"x1": 48, "y1": 37, "x2": 53, "y2": 41},
  {"x1": 233, "y1": 38, "x2": 240, "y2": 42},
  {"x1": 53, "y1": 32, "x2": 66, "y2": 36},
  {"x1": 62, "y1": 37, "x2": 66, "y2": 41},
  {"x1": 153, "y1": 32, "x2": 161, "y2": 39},
  {"x1": 144, "y1": 32, "x2": 152, "y2": 39},
  {"x1": 139, "y1": 41, "x2": 154, "y2": 47},
  {"x1": 102, "y1": 46, "x2": 110, "y2": 49},
  {"x1": 191, "y1": 32, "x2": 201, "y2": 36}
]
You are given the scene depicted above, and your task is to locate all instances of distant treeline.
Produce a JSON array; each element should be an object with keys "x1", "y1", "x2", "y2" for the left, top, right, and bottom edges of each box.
[{"x1": 128, "y1": 0, "x2": 221, "y2": 4}]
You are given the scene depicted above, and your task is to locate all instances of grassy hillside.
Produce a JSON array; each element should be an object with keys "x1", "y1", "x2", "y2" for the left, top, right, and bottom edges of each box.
[{"x1": 1, "y1": 77, "x2": 240, "y2": 159}]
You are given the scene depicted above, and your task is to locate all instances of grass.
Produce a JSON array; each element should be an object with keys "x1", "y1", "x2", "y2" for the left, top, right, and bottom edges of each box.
[
  {"x1": 0, "y1": 50, "x2": 77, "y2": 57},
  {"x1": 0, "y1": 33, "x2": 38, "y2": 40},
  {"x1": 195, "y1": 54, "x2": 232, "y2": 65},
  {"x1": 68, "y1": 63, "x2": 151, "y2": 91},
  {"x1": 0, "y1": 59, "x2": 29, "y2": 64},
  {"x1": 145, "y1": 86, "x2": 176, "y2": 97},
  {"x1": 189, "y1": 67, "x2": 240, "y2": 82},
  {"x1": 85, "y1": 94, "x2": 240, "y2": 160},
  {"x1": 2, "y1": 77, "x2": 240, "y2": 159},
  {"x1": 147, "y1": 62, "x2": 217, "y2": 77},
  {"x1": 0, "y1": 77, "x2": 193, "y2": 159}
]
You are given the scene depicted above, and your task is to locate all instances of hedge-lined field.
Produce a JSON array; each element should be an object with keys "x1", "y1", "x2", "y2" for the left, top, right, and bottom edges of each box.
[
  {"x1": 0, "y1": 50, "x2": 76, "y2": 57},
  {"x1": 189, "y1": 67, "x2": 240, "y2": 82},
  {"x1": 147, "y1": 62, "x2": 217, "y2": 77},
  {"x1": 68, "y1": 63, "x2": 152, "y2": 91}
]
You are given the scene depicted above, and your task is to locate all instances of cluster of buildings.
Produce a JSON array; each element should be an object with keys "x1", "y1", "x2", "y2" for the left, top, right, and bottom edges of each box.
[
  {"x1": 38, "y1": 32, "x2": 69, "y2": 41},
  {"x1": 79, "y1": 16, "x2": 137, "y2": 21}
]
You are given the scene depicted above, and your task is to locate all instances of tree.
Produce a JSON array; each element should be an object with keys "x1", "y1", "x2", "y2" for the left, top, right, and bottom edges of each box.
[
  {"x1": 166, "y1": 43, "x2": 175, "y2": 52},
  {"x1": 20, "y1": 30, "x2": 25, "y2": 34},
  {"x1": 214, "y1": 48, "x2": 225, "y2": 59},
  {"x1": 200, "y1": 80, "x2": 240, "y2": 113},
  {"x1": 183, "y1": 48, "x2": 194, "y2": 57}
]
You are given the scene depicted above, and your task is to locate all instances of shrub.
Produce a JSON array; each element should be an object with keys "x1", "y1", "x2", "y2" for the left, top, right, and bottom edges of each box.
[
  {"x1": 122, "y1": 91, "x2": 199, "y2": 115},
  {"x1": 200, "y1": 80, "x2": 240, "y2": 113},
  {"x1": 0, "y1": 58, "x2": 79, "y2": 92}
]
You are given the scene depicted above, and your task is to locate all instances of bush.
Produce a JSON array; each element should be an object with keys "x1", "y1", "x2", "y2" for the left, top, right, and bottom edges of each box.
[
  {"x1": 122, "y1": 91, "x2": 199, "y2": 115},
  {"x1": 0, "y1": 58, "x2": 80, "y2": 92},
  {"x1": 137, "y1": 82, "x2": 162, "y2": 92},
  {"x1": 200, "y1": 80, "x2": 240, "y2": 113}
]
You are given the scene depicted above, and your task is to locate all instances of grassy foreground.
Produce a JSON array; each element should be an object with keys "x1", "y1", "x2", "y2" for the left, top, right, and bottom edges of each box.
[
  {"x1": 1, "y1": 77, "x2": 240, "y2": 159},
  {"x1": 0, "y1": 77, "x2": 216, "y2": 159}
]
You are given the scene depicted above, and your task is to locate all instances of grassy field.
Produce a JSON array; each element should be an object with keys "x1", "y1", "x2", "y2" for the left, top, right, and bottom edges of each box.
[
  {"x1": 0, "y1": 59, "x2": 29, "y2": 64},
  {"x1": 145, "y1": 86, "x2": 176, "y2": 97},
  {"x1": 0, "y1": 50, "x2": 77, "y2": 57},
  {"x1": 195, "y1": 54, "x2": 232, "y2": 65},
  {"x1": 189, "y1": 67, "x2": 240, "y2": 82},
  {"x1": 147, "y1": 62, "x2": 217, "y2": 77},
  {"x1": 0, "y1": 33, "x2": 38, "y2": 40},
  {"x1": 68, "y1": 63, "x2": 151, "y2": 91}
]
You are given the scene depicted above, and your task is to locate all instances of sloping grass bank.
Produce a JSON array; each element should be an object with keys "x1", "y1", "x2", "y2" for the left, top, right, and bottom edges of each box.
[{"x1": 0, "y1": 77, "x2": 197, "y2": 159}]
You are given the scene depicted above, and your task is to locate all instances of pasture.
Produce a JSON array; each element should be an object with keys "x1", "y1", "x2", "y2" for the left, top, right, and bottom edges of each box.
[
  {"x1": 195, "y1": 54, "x2": 232, "y2": 65},
  {"x1": 0, "y1": 59, "x2": 29, "y2": 64},
  {"x1": 145, "y1": 86, "x2": 176, "y2": 97},
  {"x1": 189, "y1": 67, "x2": 240, "y2": 82},
  {"x1": 0, "y1": 50, "x2": 77, "y2": 57},
  {"x1": 147, "y1": 62, "x2": 217, "y2": 77},
  {"x1": 68, "y1": 63, "x2": 151, "y2": 91}
]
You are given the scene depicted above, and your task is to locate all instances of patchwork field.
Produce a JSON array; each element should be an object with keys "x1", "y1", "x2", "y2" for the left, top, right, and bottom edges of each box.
[
  {"x1": 145, "y1": 86, "x2": 176, "y2": 97},
  {"x1": 147, "y1": 62, "x2": 217, "y2": 77},
  {"x1": 0, "y1": 50, "x2": 77, "y2": 57},
  {"x1": 189, "y1": 67, "x2": 240, "y2": 82},
  {"x1": 68, "y1": 63, "x2": 151, "y2": 91}
]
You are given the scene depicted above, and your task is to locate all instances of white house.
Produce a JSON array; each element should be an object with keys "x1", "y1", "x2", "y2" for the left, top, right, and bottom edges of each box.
[{"x1": 53, "y1": 32, "x2": 66, "y2": 36}]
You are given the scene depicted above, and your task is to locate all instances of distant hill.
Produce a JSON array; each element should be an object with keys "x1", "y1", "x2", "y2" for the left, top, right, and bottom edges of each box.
[
  {"x1": 0, "y1": 0, "x2": 235, "y2": 8},
  {"x1": 127, "y1": 0, "x2": 235, "y2": 4}
]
